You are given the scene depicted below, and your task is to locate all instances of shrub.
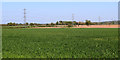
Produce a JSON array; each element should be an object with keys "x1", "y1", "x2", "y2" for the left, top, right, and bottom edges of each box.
[
  {"x1": 30, "y1": 23, "x2": 34, "y2": 26},
  {"x1": 68, "y1": 24, "x2": 73, "y2": 27}
]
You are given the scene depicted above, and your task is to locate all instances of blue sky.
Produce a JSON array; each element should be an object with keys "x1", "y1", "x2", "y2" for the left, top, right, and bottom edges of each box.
[
  {"x1": 2, "y1": 2, "x2": 118, "y2": 24},
  {"x1": 2, "y1": 0, "x2": 119, "y2": 2}
]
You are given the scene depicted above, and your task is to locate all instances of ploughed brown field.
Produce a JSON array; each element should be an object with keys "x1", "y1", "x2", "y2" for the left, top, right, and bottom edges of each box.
[{"x1": 33, "y1": 25, "x2": 119, "y2": 28}]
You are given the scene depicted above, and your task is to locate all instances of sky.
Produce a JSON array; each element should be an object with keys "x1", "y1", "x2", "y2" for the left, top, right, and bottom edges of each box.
[
  {"x1": 2, "y1": 0, "x2": 119, "y2": 2},
  {"x1": 2, "y1": 2, "x2": 118, "y2": 24}
]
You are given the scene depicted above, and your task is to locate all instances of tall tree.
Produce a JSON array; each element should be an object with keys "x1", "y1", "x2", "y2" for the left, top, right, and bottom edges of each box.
[
  {"x1": 59, "y1": 21, "x2": 63, "y2": 25},
  {"x1": 56, "y1": 21, "x2": 59, "y2": 25},
  {"x1": 30, "y1": 23, "x2": 34, "y2": 26},
  {"x1": 26, "y1": 22, "x2": 29, "y2": 25},
  {"x1": 73, "y1": 21, "x2": 77, "y2": 25},
  {"x1": 12, "y1": 23, "x2": 16, "y2": 26},
  {"x1": 85, "y1": 20, "x2": 91, "y2": 26},
  {"x1": 7, "y1": 22, "x2": 13, "y2": 26}
]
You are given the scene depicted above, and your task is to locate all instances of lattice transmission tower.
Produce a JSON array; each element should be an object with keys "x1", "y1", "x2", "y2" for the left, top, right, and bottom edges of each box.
[
  {"x1": 72, "y1": 13, "x2": 74, "y2": 21},
  {"x1": 24, "y1": 8, "x2": 26, "y2": 24}
]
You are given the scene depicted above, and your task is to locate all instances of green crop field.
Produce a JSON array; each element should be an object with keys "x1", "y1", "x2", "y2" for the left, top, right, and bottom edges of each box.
[{"x1": 2, "y1": 28, "x2": 118, "y2": 58}]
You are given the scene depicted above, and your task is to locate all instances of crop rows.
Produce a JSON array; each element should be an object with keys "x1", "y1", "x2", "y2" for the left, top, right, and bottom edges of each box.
[{"x1": 2, "y1": 28, "x2": 118, "y2": 58}]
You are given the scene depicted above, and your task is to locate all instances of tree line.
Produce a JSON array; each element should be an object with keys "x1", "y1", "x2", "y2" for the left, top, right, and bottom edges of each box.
[
  {"x1": 7, "y1": 20, "x2": 116, "y2": 26},
  {"x1": 7, "y1": 20, "x2": 96, "y2": 26}
]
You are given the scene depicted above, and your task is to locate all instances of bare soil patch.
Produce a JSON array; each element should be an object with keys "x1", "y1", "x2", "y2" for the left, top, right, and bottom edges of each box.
[{"x1": 32, "y1": 25, "x2": 119, "y2": 28}]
